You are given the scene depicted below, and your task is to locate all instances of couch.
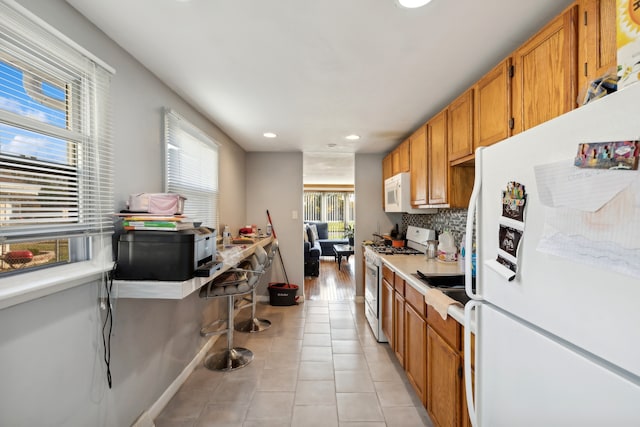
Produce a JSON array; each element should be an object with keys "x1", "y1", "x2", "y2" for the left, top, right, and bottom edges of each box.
[
  {"x1": 304, "y1": 229, "x2": 321, "y2": 277},
  {"x1": 304, "y1": 221, "x2": 349, "y2": 276}
]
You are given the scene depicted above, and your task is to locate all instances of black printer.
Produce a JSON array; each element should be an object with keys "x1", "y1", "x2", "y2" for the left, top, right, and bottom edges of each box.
[{"x1": 115, "y1": 227, "x2": 216, "y2": 281}]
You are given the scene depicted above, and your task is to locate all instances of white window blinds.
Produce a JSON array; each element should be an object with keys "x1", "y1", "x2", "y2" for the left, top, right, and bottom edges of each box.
[
  {"x1": 164, "y1": 108, "x2": 219, "y2": 231},
  {"x1": 0, "y1": 1, "x2": 114, "y2": 243}
]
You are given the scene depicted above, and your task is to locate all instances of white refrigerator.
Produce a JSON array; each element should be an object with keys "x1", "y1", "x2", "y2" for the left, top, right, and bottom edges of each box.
[{"x1": 463, "y1": 83, "x2": 640, "y2": 426}]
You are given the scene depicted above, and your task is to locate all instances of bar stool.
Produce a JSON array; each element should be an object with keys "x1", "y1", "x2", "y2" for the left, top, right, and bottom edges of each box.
[
  {"x1": 199, "y1": 254, "x2": 261, "y2": 371},
  {"x1": 234, "y1": 241, "x2": 278, "y2": 333}
]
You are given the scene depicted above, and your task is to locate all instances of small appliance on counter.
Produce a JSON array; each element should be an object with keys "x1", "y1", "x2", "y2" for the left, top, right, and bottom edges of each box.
[{"x1": 114, "y1": 227, "x2": 217, "y2": 281}]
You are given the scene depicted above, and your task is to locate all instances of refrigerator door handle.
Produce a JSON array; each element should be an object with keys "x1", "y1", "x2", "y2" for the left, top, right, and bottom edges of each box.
[
  {"x1": 464, "y1": 300, "x2": 480, "y2": 427},
  {"x1": 465, "y1": 147, "x2": 483, "y2": 300}
]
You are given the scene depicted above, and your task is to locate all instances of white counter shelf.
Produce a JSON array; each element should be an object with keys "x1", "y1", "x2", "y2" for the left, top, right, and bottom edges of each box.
[{"x1": 112, "y1": 237, "x2": 273, "y2": 299}]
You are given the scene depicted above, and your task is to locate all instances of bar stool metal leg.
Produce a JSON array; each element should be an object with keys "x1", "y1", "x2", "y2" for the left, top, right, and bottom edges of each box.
[{"x1": 204, "y1": 294, "x2": 253, "y2": 371}]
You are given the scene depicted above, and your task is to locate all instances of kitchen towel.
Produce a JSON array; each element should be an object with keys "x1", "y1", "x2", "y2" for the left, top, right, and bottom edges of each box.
[{"x1": 424, "y1": 288, "x2": 462, "y2": 320}]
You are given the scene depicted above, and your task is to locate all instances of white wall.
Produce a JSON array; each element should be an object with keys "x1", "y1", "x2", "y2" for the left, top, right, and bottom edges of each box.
[
  {"x1": 245, "y1": 152, "x2": 304, "y2": 298},
  {"x1": 0, "y1": 1, "x2": 247, "y2": 425}
]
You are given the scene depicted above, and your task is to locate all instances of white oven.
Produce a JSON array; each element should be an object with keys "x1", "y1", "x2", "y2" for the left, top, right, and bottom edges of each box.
[
  {"x1": 364, "y1": 247, "x2": 387, "y2": 343},
  {"x1": 363, "y1": 226, "x2": 435, "y2": 343}
]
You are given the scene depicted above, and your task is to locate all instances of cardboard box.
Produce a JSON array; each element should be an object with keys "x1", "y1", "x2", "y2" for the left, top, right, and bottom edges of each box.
[{"x1": 617, "y1": 0, "x2": 640, "y2": 89}]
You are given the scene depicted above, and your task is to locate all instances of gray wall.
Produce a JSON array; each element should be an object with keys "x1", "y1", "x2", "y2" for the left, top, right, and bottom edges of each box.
[
  {"x1": 354, "y1": 153, "x2": 396, "y2": 297},
  {"x1": 245, "y1": 152, "x2": 304, "y2": 297},
  {"x1": 0, "y1": 1, "x2": 248, "y2": 425}
]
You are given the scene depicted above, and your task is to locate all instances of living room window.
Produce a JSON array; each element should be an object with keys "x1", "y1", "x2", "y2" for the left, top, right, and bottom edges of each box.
[
  {"x1": 0, "y1": 2, "x2": 114, "y2": 276},
  {"x1": 303, "y1": 190, "x2": 354, "y2": 239}
]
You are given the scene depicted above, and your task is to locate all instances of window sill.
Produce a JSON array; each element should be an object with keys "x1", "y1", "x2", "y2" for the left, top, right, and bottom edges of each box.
[{"x1": 0, "y1": 261, "x2": 113, "y2": 310}]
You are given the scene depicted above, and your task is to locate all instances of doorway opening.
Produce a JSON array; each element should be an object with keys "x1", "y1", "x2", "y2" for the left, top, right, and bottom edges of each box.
[{"x1": 303, "y1": 152, "x2": 355, "y2": 301}]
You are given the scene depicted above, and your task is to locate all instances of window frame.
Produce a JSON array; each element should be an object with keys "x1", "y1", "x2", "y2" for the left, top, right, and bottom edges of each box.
[{"x1": 0, "y1": 0, "x2": 114, "y2": 305}]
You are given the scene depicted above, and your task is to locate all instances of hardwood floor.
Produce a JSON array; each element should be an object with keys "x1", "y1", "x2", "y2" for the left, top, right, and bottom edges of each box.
[{"x1": 304, "y1": 257, "x2": 355, "y2": 301}]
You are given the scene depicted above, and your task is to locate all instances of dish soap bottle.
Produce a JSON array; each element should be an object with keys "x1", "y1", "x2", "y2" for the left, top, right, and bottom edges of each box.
[{"x1": 437, "y1": 230, "x2": 457, "y2": 262}]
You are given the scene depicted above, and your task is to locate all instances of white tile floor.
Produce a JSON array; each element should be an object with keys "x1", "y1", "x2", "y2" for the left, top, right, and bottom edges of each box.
[{"x1": 155, "y1": 300, "x2": 434, "y2": 427}]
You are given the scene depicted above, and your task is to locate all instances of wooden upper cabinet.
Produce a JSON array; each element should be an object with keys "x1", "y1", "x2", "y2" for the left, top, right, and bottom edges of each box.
[
  {"x1": 427, "y1": 110, "x2": 448, "y2": 205},
  {"x1": 383, "y1": 153, "x2": 393, "y2": 181},
  {"x1": 392, "y1": 139, "x2": 411, "y2": 175},
  {"x1": 410, "y1": 126, "x2": 427, "y2": 206},
  {"x1": 474, "y1": 58, "x2": 512, "y2": 149},
  {"x1": 382, "y1": 153, "x2": 393, "y2": 209},
  {"x1": 578, "y1": 0, "x2": 617, "y2": 94},
  {"x1": 511, "y1": 4, "x2": 578, "y2": 134},
  {"x1": 448, "y1": 89, "x2": 474, "y2": 163}
]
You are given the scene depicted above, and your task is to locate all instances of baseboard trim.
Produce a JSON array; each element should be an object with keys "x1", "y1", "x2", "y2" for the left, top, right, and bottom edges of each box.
[{"x1": 131, "y1": 334, "x2": 218, "y2": 427}]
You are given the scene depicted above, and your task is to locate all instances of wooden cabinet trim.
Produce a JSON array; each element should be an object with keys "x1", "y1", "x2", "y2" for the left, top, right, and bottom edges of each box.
[
  {"x1": 427, "y1": 304, "x2": 462, "y2": 351},
  {"x1": 382, "y1": 264, "x2": 394, "y2": 283},
  {"x1": 404, "y1": 283, "x2": 426, "y2": 318}
]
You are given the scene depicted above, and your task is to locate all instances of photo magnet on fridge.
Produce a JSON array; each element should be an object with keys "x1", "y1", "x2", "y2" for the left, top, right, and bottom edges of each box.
[{"x1": 502, "y1": 181, "x2": 527, "y2": 222}]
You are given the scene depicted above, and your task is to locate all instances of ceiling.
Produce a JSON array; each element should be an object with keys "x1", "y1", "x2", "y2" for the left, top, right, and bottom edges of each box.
[{"x1": 65, "y1": 0, "x2": 574, "y2": 159}]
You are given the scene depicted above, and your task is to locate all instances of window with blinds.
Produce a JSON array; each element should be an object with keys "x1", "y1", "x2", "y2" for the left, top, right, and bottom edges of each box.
[
  {"x1": 303, "y1": 191, "x2": 355, "y2": 239},
  {"x1": 0, "y1": 2, "x2": 113, "y2": 275},
  {"x1": 164, "y1": 109, "x2": 219, "y2": 231}
]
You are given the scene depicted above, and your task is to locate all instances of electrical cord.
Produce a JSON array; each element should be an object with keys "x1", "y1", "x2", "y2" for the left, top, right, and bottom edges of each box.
[{"x1": 102, "y1": 262, "x2": 116, "y2": 388}]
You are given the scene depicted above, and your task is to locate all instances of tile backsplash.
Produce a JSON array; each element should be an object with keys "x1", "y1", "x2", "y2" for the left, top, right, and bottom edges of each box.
[{"x1": 403, "y1": 209, "x2": 468, "y2": 247}]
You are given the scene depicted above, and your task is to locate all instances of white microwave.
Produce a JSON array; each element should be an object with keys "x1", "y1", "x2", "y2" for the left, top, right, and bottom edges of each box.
[{"x1": 384, "y1": 172, "x2": 437, "y2": 213}]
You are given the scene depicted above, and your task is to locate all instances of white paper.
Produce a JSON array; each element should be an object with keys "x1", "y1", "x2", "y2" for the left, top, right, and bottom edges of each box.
[
  {"x1": 535, "y1": 160, "x2": 637, "y2": 212},
  {"x1": 534, "y1": 161, "x2": 640, "y2": 279}
]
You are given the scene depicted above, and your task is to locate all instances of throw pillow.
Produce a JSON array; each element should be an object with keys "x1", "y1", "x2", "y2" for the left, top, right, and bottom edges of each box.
[
  {"x1": 303, "y1": 224, "x2": 309, "y2": 242},
  {"x1": 309, "y1": 224, "x2": 319, "y2": 241},
  {"x1": 306, "y1": 224, "x2": 315, "y2": 246}
]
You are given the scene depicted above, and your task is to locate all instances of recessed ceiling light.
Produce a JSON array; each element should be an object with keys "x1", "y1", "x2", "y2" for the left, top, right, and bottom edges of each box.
[
  {"x1": 398, "y1": 0, "x2": 432, "y2": 8},
  {"x1": 345, "y1": 134, "x2": 360, "y2": 140},
  {"x1": 328, "y1": 143, "x2": 337, "y2": 148},
  {"x1": 263, "y1": 132, "x2": 277, "y2": 138}
]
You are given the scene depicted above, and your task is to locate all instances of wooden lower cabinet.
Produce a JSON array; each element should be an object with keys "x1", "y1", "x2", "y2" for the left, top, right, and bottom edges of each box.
[
  {"x1": 381, "y1": 276, "x2": 394, "y2": 346},
  {"x1": 380, "y1": 276, "x2": 476, "y2": 427},
  {"x1": 427, "y1": 326, "x2": 462, "y2": 427},
  {"x1": 405, "y1": 302, "x2": 427, "y2": 404},
  {"x1": 393, "y1": 290, "x2": 405, "y2": 366}
]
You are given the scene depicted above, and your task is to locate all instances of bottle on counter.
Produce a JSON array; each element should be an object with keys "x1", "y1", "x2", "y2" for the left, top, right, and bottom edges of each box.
[
  {"x1": 471, "y1": 242, "x2": 477, "y2": 277},
  {"x1": 222, "y1": 225, "x2": 231, "y2": 247},
  {"x1": 437, "y1": 230, "x2": 457, "y2": 262},
  {"x1": 460, "y1": 233, "x2": 466, "y2": 259},
  {"x1": 266, "y1": 224, "x2": 272, "y2": 236}
]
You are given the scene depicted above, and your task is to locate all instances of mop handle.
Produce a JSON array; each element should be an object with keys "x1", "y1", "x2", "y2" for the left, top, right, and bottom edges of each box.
[
  {"x1": 266, "y1": 209, "x2": 277, "y2": 239},
  {"x1": 266, "y1": 210, "x2": 290, "y2": 285}
]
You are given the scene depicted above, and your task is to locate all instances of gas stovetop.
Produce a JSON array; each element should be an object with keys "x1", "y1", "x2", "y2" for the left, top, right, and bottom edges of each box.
[{"x1": 368, "y1": 245, "x2": 423, "y2": 255}]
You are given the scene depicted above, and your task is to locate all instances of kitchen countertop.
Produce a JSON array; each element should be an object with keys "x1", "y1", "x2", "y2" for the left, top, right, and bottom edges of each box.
[{"x1": 378, "y1": 254, "x2": 467, "y2": 324}]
